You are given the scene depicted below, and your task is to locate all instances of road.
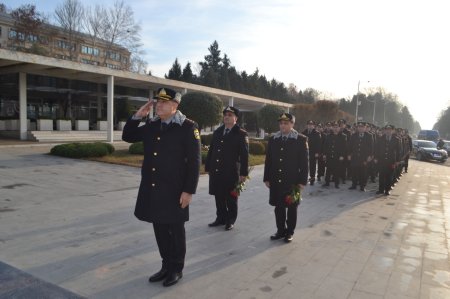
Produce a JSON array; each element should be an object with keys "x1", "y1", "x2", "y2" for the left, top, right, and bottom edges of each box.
[{"x1": 1, "y1": 145, "x2": 449, "y2": 298}]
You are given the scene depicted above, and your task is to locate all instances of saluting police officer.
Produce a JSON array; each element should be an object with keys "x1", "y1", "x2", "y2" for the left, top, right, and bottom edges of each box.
[
  {"x1": 122, "y1": 87, "x2": 201, "y2": 287},
  {"x1": 264, "y1": 113, "x2": 309, "y2": 243},
  {"x1": 348, "y1": 122, "x2": 374, "y2": 191},
  {"x1": 205, "y1": 106, "x2": 249, "y2": 231},
  {"x1": 374, "y1": 125, "x2": 401, "y2": 195}
]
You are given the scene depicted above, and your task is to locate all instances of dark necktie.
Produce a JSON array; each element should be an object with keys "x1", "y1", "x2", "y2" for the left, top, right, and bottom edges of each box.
[
  {"x1": 161, "y1": 122, "x2": 168, "y2": 132},
  {"x1": 224, "y1": 128, "x2": 230, "y2": 135},
  {"x1": 282, "y1": 136, "x2": 287, "y2": 142},
  {"x1": 360, "y1": 134, "x2": 364, "y2": 138}
]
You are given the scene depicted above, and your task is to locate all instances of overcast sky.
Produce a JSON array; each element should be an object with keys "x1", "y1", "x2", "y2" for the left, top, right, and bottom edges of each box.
[{"x1": 4, "y1": 0, "x2": 450, "y2": 128}]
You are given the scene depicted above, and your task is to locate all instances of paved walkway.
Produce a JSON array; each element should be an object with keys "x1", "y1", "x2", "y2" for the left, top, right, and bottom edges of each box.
[{"x1": 1, "y1": 146, "x2": 450, "y2": 298}]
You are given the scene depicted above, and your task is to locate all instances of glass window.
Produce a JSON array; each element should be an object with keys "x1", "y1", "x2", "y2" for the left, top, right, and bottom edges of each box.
[{"x1": 81, "y1": 45, "x2": 100, "y2": 56}]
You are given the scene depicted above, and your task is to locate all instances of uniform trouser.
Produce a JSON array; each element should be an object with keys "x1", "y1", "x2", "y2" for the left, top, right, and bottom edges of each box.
[
  {"x1": 215, "y1": 194, "x2": 238, "y2": 224},
  {"x1": 404, "y1": 154, "x2": 410, "y2": 171},
  {"x1": 351, "y1": 163, "x2": 368, "y2": 187},
  {"x1": 368, "y1": 160, "x2": 377, "y2": 181},
  {"x1": 153, "y1": 222, "x2": 186, "y2": 273},
  {"x1": 317, "y1": 156, "x2": 326, "y2": 178},
  {"x1": 325, "y1": 159, "x2": 342, "y2": 185},
  {"x1": 378, "y1": 164, "x2": 394, "y2": 192},
  {"x1": 309, "y1": 153, "x2": 317, "y2": 181},
  {"x1": 342, "y1": 158, "x2": 350, "y2": 182},
  {"x1": 275, "y1": 204, "x2": 298, "y2": 235}
]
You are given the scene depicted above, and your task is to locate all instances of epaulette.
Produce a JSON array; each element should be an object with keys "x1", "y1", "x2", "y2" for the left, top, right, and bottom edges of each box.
[{"x1": 239, "y1": 128, "x2": 248, "y2": 134}]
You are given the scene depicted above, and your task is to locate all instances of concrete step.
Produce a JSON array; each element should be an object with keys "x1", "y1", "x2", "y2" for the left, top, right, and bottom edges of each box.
[{"x1": 29, "y1": 131, "x2": 123, "y2": 142}]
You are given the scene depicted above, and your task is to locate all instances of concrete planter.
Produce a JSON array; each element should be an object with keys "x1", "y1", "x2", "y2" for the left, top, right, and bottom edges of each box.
[
  {"x1": 56, "y1": 119, "x2": 71, "y2": 131},
  {"x1": 37, "y1": 119, "x2": 53, "y2": 131},
  {"x1": 75, "y1": 120, "x2": 89, "y2": 131},
  {"x1": 117, "y1": 121, "x2": 126, "y2": 130},
  {"x1": 5, "y1": 119, "x2": 20, "y2": 130},
  {"x1": 0, "y1": 120, "x2": 5, "y2": 131},
  {"x1": 96, "y1": 120, "x2": 107, "y2": 131}
]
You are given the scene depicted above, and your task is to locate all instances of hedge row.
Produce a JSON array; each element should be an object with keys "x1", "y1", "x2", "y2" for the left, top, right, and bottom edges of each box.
[
  {"x1": 127, "y1": 139, "x2": 267, "y2": 157},
  {"x1": 50, "y1": 142, "x2": 114, "y2": 158}
]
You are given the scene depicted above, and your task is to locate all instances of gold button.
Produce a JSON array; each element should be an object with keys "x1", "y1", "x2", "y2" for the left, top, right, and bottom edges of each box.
[
  {"x1": 221, "y1": 140, "x2": 224, "y2": 143},
  {"x1": 279, "y1": 169, "x2": 282, "y2": 172},
  {"x1": 157, "y1": 137, "x2": 160, "y2": 140},
  {"x1": 151, "y1": 183, "x2": 155, "y2": 187},
  {"x1": 281, "y1": 148, "x2": 284, "y2": 151},
  {"x1": 218, "y1": 149, "x2": 221, "y2": 152},
  {"x1": 153, "y1": 152, "x2": 157, "y2": 156},
  {"x1": 215, "y1": 169, "x2": 219, "y2": 172},
  {"x1": 278, "y1": 179, "x2": 282, "y2": 183},
  {"x1": 216, "y1": 159, "x2": 219, "y2": 162},
  {"x1": 280, "y1": 158, "x2": 283, "y2": 161},
  {"x1": 152, "y1": 168, "x2": 156, "y2": 171}
]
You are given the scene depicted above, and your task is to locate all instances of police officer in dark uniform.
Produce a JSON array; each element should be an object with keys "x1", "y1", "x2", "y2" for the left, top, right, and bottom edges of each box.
[
  {"x1": 323, "y1": 122, "x2": 347, "y2": 188},
  {"x1": 122, "y1": 87, "x2": 201, "y2": 287},
  {"x1": 302, "y1": 120, "x2": 321, "y2": 185},
  {"x1": 205, "y1": 106, "x2": 249, "y2": 231},
  {"x1": 348, "y1": 122, "x2": 373, "y2": 191},
  {"x1": 316, "y1": 123, "x2": 326, "y2": 182},
  {"x1": 338, "y1": 119, "x2": 351, "y2": 184},
  {"x1": 374, "y1": 125, "x2": 401, "y2": 195},
  {"x1": 264, "y1": 113, "x2": 309, "y2": 243},
  {"x1": 404, "y1": 129, "x2": 413, "y2": 173}
]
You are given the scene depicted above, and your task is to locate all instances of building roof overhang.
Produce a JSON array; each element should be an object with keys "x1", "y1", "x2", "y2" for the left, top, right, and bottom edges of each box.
[{"x1": 0, "y1": 49, "x2": 293, "y2": 111}]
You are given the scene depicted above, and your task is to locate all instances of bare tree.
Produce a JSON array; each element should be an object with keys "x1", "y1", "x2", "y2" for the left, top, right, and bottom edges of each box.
[
  {"x1": 130, "y1": 55, "x2": 148, "y2": 74},
  {"x1": 83, "y1": 4, "x2": 107, "y2": 61},
  {"x1": 54, "y1": 0, "x2": 84, "y2": 61},
  {"x1": 10, "y1": 4, "x2": 44, "y2": 50},
  {"x1": 98, "y1": 0, "x2": 142, "y2": 68}
]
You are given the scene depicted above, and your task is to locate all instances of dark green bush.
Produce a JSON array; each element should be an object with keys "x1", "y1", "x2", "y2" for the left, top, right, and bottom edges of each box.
[
  {"x1": 50, "y1": 142, "x2": 113, "y2": 158},
  {"x1": 201, "y1": 150, "x2": 208, "y2": 164},
  {"x1": 129, "y1": 142, "x2": 144, "y2": 155},
  {"x1": 200, "y1": 134, "x2": 214, "y2": 146},
  {"x1": 249, "y1": 141, "x2": 265, "y2": 155}
]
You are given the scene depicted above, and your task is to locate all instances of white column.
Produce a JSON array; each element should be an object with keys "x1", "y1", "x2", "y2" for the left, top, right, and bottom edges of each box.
[
  {"x1": 228, "y1": 97, "x2": 234, "y2": 107},
  {"x1": 97, "y1": 84, "x2": 102, "y2": 119},
  {"x1": 183, "y1": 88, "x2": 188, "y2": 95},
  {"x1": 107, "y1": 75, "x2": 114, "y2": 142},
  {"x1": 286, "y1": 107, "x2": 290, "y2": 113},
  {"x1": 19, "y1": 72, "x2": 27, "y2": 140}
]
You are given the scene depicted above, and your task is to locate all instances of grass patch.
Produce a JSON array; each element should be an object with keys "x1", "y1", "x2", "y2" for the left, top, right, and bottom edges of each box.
[{"x1": 87, "y1": 150, "x2": 265, "y2": 173}]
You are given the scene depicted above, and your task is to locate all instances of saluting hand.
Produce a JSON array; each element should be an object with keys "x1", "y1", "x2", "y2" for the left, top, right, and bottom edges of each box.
[
  {"x1": 180, "y1": 192, "x2": 192, "y2": 209},
  {"x1": 135, "y1": 100, "x2": 153, "y2": 118}
]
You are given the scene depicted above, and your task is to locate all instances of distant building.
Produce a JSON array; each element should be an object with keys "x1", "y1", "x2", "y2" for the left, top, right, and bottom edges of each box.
[{"x1": 0, "y1": 11, "x2": 130, "y2": 71}]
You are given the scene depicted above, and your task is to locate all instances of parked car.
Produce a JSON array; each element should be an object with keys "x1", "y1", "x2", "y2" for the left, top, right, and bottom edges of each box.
[
  {"x1": 412, "y1": 140, "x2": 448, "y2": 163},
  {"x1": 417, "y1": 130, "x2": 440, "y2": 142},
  {"x1": 439, "y1": 140, "x2": 450, "y2": 156}
]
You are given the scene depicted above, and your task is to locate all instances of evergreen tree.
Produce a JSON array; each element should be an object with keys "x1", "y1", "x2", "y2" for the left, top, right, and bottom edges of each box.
[
  {"x1": 181, "y1": 62, "x2": 194, "y2": 83},
  {"x1": 166, "y1": 58, "x2": 182, "y2": 80}
]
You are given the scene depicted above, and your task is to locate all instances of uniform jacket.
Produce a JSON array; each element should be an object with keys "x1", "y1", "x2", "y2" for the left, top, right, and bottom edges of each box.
[
  {"x1": 374, "y1": 134, "x2": 401, "y2": 166},
  {"x1": 302, "y1": 128, "x2": 321, "y2": 155},
  {"x1": 263, "y1": 130, "x2": 309, "y2": 206},
  {"x1": 122, "y1": 114, "x2": 201, "y2": 224},
  {"x1": 348, "y1": 132, "x2": 374, "y2": 165},
  {"x1": 323, "y1": 132, "x2": 347, "y2": 160},
  {"x1": 205, "y1": 124, "x2": 249, "y2": 195}
]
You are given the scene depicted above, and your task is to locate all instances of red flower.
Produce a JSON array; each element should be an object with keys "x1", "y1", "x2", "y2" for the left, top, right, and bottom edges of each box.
[
  {"x1": 230, "y1": 190, "x2": 239, "y2": 198},
  {"x1": 285, "y1": 185, "x2": 302, "y2": 206}
]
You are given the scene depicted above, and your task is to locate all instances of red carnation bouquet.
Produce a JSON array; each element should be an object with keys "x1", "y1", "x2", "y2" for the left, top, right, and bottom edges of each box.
[
  {"x1": 230, "y1": 167, "x2": 254, "y2": 199},
  {"x1": 284, "y1": 184, "x2": 302, "y2": 206}
]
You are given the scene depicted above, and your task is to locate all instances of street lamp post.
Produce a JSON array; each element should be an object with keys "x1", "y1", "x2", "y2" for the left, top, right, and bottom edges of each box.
[
  {"x1": 355, "y1": 80, "x2": 369, "y2": 123},
  {"x1": 355, "y1": 80, "x2": 361, "y2": 122}
]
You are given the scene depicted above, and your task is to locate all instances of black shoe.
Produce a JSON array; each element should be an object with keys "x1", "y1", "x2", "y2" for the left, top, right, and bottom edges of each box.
[
  {"x1": 149, "y1": 269, "x2": 168, "y2": 282},
  {"x1": 284, "y1": 234, "x2": 293, "y2": 243},
  {"x1": 375, "y1": 190, "x2": 384, "y2": 195},
  {"x1": 360, "y1": 187, "x2": 366, "y2": 192},
  {"x1": 208, "y1": 220, "x2": 225, "y2": 227},
  {"x1": 163, "y1": 272, "x2": 183, "y2": 287},
  {"x1": 349, "y1": 185, "x2": 357, "y2": 190},
  {"x1": 317, "y1": 177, "x2": 321, "y2": 182},
  {"x1": 270, "y1": 232, "x2": 285, "y2": 240},
  {"x1": 310, "y1": 181, "x2": 315, "y2": 186},
  {"x1": 405, "y1": 170, "x2": 408, "y2": 173},
  {"x1": 342, "y1": 180, "x2": 346, "y2": 184},
  {"x1": 323, "y1": 182, "x2": 330, "y2": 187},
  {"x1": 335, "y1": 184, "x2": 339, "y2": 189},
  {"x1": 225, "y1": 223, "x2": 234, "y2": 231},
  {"x1": 384, "y1": 191, "x2": 390, "y2": 196}
]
